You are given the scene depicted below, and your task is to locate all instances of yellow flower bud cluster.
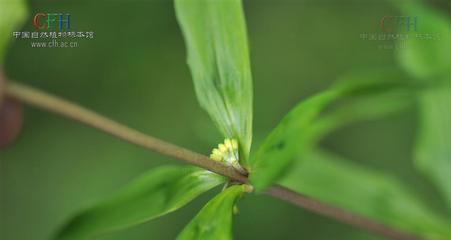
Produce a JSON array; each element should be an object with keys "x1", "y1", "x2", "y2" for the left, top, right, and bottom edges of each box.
[{"x1": 210, "y1": 138, "x2": 239, "y2": 165}]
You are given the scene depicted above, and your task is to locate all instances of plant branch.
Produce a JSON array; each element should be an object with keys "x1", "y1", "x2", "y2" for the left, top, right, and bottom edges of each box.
[
  {"x1": 5, "y1": 81, "x2": 247, "y2": 183},
  {"x1": 266, "y1": 185, "x2": 419, "y2": 240},
  {"x1": 4, "y1": 81, "x2": 420, "y2": 240}
]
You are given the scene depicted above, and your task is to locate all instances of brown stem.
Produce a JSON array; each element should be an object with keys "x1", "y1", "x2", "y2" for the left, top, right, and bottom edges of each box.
[
  {"x1": 266, "y1": 185, "x2": 420, "y2": 240},
  {"x1": 5, "y1": 81, "x2": 246, "y2": 183},
  {"x1": 4, "y1": 81, "x2": 421, "y2": 240}
]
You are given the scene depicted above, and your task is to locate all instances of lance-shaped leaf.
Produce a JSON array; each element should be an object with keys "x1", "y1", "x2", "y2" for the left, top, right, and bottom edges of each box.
[
  {"x1": 175, "y1": 0, "x2": 253, "y2": 163},
  {"x1": 55, "y1": 166, "x2": 225, "y2": 240},
  {"x1": 249, "y1": 71, "x2": 414, "y2": 191},
  {"x1": 415, "y1": 88, "x2": 451, "y2": 211},
  {"x1": 396, "y1": 2, "x2": 451, "y2": 80},
  {"x1": 0, "y1": 0, "x2": 27, "y2": 64},
  {"x1": 395, "y1": 3, "x2": 451, "y2": 211},
  {"x1": 177, "y1": 184, "x2": 246, "y2": 240},
  {"x1": 279, "y1": 149, "x2": 451, "y2": 239}
]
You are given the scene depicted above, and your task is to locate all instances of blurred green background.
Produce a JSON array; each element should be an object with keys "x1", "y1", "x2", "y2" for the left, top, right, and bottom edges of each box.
[{"x1": 1, "y1": 0, "x2": 449, "y2": 239}]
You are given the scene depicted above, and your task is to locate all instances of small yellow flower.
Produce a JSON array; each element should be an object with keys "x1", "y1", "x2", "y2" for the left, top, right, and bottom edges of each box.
[
  {"x1": 210, "y1": 149, "x2": 223, "y2": 162},
  {"x1": 209, "y1": 138, "x2": 247, "y2": 173},
  {"x1": 210, "y1": 138, "x2": 239, "y2": 163}
]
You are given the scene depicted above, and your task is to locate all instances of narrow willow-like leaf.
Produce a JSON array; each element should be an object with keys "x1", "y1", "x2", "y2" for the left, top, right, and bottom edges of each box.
[
  {"x1": 175, "y1": 0, "x2": 253, "y2": 163},
  {"x1": 279, "y1": 149, "x2": 451, "y2": 240},
  {"x1": 177, "y1": 185, "x2": 246, "y2": 240},
  {"x1": 313, "y1": 89, "x2": 414, "y2": 137},
  {"x1": 396, "y1": 2, "x2": 451, "y2": 80},
  {"x1": 55, "y1": 166, "x2": 225, "y2": 240},
  {"x1": 249, "y1": 89, "x2": 340, "y2": 191},
  {"x1": 395, "y1": 3, "x2": 451, "y2": 211},
  {"x1": 249, "y1": 71, "x2": 413, "y2": 191},
  {"x1": 415, "y1": 88, "x2": 451, "y2": 211},
  {"x1": 0, "y1": 0, "x2": 27, "y2": 64}
]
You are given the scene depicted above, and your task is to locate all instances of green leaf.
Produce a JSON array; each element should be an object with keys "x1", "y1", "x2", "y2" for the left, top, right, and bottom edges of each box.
[
  {"x1": 249, "y1": 88, "x2": 339, "y2": 191},
  {"x1": 0, "y1": 0, "x2": 27, "y2": 63},
  {"x1": 313, "y1": 89, "x2": 414, "y2": 137},
  {"x1": 55, "y1": 166, "x2": 225, "y2": 240},
  {"x1": 396, "y1": 2, "x2": 451, "y2": 80},
  {"x1": 249, "y1": 70, "x2": 415, "y2": 191},
  {"x1": 279, "y1": 149, "x2": 451, "y2": 240},
  {"x1": 395, "y1": 3, "x2": 451, "y2": 212},
  {"x1": 415, "y1": 87, "x2": 451, "y2": 211},
  {"x1": 177, "y1": 184, "x2": 246, "y2": 240},
  {"x1": 175, "y1": 0, "x2": 253, "y2": 163}
]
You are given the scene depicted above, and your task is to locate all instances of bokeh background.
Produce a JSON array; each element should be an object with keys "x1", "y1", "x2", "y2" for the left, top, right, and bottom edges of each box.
[{"x1": 1, "y1": 0, "x2": 450, "y2": 239}]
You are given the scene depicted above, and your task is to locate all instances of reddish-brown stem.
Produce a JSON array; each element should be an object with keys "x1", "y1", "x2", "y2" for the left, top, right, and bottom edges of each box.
[{"x1": 266, "y1": 185, "x2": 419, "y2": 240}]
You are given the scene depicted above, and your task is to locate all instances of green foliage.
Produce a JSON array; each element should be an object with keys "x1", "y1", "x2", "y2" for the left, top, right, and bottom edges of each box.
[
  {"x1": 396, "y1": 2, "x2": 451, "y2": 211},
  {"x1": 177, "y1": 185, "x2": 246, "y2": 240},
  {"x1": 249, "y1": 88, "x2": 339, "y2": 191},
  {"x1": 396, "y1": 2, "x2": 451, "y2": 80},
  {"x1": 9, "y1": 0, "x2": 451, "y2": 239},
  {"x1": 415, "y1": 88, "x2": 451, "y2": 211},
  {"x1": 0, "y1": 0, "x2": 27, "y2": 64},
  {"x1": 249, "y1": 71, "x2": 415, "y2": 191},
  {"x1": 175, "y1": 0, "x2": 253, "y2": 163},
  {"x1": 279, "y1": 150, "x2": 451, "y2": 240},
  {"x1": 54, "y1": 1, "x2": 254, "y2": 239},
  {"x1": 55, "y1": 166, "x2": 224, "y2": 240}
]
